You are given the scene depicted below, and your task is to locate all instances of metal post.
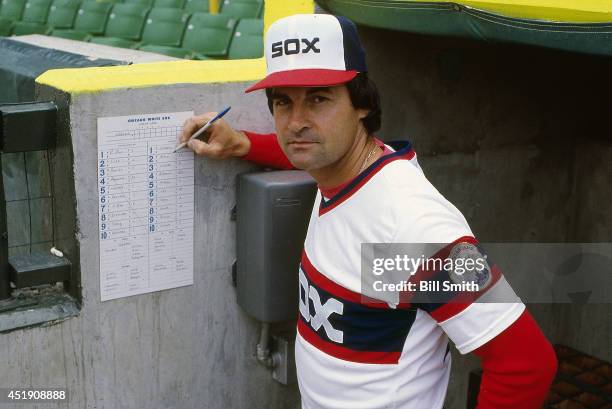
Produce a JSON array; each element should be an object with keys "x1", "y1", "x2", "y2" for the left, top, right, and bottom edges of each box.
[{"x1": 209, "y1": 0, "x2": 220, "y2": 14}]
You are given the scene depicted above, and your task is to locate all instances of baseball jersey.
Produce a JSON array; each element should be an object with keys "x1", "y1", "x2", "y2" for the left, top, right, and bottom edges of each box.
[{"x1": 295, "y1": 141, "x2": 524, "y2": 409}]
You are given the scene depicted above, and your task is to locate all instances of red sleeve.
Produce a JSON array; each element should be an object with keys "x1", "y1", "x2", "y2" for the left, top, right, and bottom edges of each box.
[
  {"x1": 473, "y1": 310, "x2": 557, "y2": 409},
  {"x1": 241, "y1": 131, "x2": 295, "y2": 170}
]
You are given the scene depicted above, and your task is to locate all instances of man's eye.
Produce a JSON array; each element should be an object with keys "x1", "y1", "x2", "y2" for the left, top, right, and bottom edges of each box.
[
  {"x1": 273, "y1": 99, "x2": 288, "y2": 107},
  {"x1": 312, "y1": 96, "x2": 327, "y2": 103}
]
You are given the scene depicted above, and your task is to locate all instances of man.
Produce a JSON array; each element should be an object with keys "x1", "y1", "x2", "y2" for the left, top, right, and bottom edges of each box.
[{"x1": 180, "y1": 14, "x2": 557, "y2": 409}]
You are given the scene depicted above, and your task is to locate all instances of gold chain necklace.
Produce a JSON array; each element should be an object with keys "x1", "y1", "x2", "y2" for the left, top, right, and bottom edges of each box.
[{"x1": 360, "y1": 142, "x2": 379, "y2": 173}]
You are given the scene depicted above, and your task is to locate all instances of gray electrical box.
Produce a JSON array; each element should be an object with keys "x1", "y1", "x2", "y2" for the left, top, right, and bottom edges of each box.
[{"x1": 236, "y1": 170, "x2": 317, "y2": 323}]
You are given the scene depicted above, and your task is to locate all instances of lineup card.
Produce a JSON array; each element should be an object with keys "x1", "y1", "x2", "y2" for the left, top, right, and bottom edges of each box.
[{"x1": 97, "y1": 111, "x2": 195, "y2": 302}]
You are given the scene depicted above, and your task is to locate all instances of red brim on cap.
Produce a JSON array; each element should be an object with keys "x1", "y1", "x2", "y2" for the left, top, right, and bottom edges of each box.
[{"x1": 245, "y1": 69, "x2": 359, "y2": 93}]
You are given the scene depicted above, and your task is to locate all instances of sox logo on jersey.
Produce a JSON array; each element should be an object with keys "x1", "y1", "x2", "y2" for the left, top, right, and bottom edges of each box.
[{"x1": 299, "y1": 268, "x2": 344, "y2": 343}]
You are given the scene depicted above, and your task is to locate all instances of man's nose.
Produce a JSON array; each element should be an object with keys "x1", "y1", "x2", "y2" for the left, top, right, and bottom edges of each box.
[{"x1": 287, "y1": 103, "x2": 310, "y2": 134}]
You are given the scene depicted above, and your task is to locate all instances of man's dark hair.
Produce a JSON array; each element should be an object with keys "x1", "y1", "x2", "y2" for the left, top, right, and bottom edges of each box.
[{"x1": 265, "y1": 73, "x2": 382, "y2": 135}]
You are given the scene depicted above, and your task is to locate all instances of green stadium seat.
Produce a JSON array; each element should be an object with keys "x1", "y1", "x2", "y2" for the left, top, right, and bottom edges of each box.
[
  {"x1": 11, "y1": 20, "x2": 47, "y2": 33},
  {"x1": 9, "y1": 0, "x2": 78, "y2": 35},
  {"x1": 131, "y1": 11, "x2": 229, "y2": 58},
  {"x1": 191, "y1": 11, "x2": 233, "y2": 29},
  {"x1": 91, "y1": 36, "x2": 136, "y2": 47},
  {"x1": 147, "y1": 6, "x2": 186, "y2": 21},
  {"x1": 183, "y1": 0, "x2": 206, "y2": 14},
  {"x1": 89, "y1": 3, "x2": 148, "y2": 45},
  {"x1": 88, "y1": 6, "x2": 185, "y2": 49},
  {"x1": 184, "y1": 12, "x2": 235, "y2": 58},
  {"x1": 134, "y1": 7, "x2": 187, "y2": 47},
  {"x1": 0, "y1": 18, "x2": 15, "y2": 35},
  {"x1": 52, "y1": 1, "x2": 111, "y2": 40},
  {"x1": 219, "y1": 0, "x2": 261, "y2": 19},
  {"x1": 46, "y1": 0, "x2": 81, "y2": 29},
  {"x1": 235, "y1": 17, "x2": 261, "y2": 35},
  {"x1": 124, "y1": 0, "x2": 153, "y2": 8},
  {"x1": 19, "y1": 0, "x2": 52, "y2": 23},
  {"x1": 10, "y1": 0, "x2": 51, "y2": 34},
  {"x1": 0, "y1": 0, "x2": 28, "y2": 21},
  {"x1": 227, "y1": 30, "x2": 261, "y2": 59},
  {"x1": 51, "y1": 28, "x2": 86, "y2": 39},
  {"x1": 138, "y1": 44, "x2": 190, "y2": 57},
  {"x1": 153, "y1": 0, "x2": 183, "y2": 9}
]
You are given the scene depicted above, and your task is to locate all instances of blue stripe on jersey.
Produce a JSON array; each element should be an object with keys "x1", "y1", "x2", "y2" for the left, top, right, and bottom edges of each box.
[{"x1": 301, "y1": 273, "x2": 417, "y2": 354}]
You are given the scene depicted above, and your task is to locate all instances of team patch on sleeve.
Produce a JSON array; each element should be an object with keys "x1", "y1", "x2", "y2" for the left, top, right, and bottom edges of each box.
[
  {"x1": 447, "y1": 241, "x2": 493, "y2": 289},
  {"x1": 398, "y1": 237, "x2": 503, "y2": 322}
]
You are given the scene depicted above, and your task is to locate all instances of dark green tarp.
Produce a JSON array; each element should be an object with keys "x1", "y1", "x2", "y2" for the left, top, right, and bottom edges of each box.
[
  {"x1": 0, "y1": 38, "x2": 125, "y2": 103},
  {"x1": 317, "y1": 0, "x2": 612, "y2": 57}
]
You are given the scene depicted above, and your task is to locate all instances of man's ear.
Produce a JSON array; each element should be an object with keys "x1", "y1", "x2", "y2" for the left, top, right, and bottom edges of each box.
[{"x1": 357, "y1": 108, "x2": 369, "y2": 120}]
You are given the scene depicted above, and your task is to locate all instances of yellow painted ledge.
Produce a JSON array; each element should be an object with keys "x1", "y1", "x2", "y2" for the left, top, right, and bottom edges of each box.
[
  {"x1": 36, "y1": 58, "x2": 267, "y2": 94},
  {"x1": 418, "y1": 0, "x2": 612, "y2": 23},
  {"x1": 36, "y1": 0, "x2": 314, "y2": 94}
]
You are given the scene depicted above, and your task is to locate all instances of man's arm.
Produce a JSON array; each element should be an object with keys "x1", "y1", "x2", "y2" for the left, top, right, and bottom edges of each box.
[
  {"x1": 241, "y1": 131, "x2": 294, "y2": 170},
  {"x1": 389, "y1": 176, "x2": 557, "y2": 409},
  {"x1": 179, "y1": 112, "x2": 293, "y2": 169},
  {"x1": 473, "y1": 310, "x2": 557, "y2": 409}
]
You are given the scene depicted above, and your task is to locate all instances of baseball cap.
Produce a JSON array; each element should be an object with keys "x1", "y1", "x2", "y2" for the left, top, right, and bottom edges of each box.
[{"x1": 245, "y1": 14, "x2": 367, "y2": 93}]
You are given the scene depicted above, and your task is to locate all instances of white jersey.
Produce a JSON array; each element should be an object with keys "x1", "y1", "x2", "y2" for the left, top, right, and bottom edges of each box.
[{"x1": 295, "y1": 141, "x2": 524, "y2": 409}]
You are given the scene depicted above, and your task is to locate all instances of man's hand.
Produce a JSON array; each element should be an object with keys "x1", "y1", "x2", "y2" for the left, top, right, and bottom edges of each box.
[{"x1": 179, "y1": 112, "x2": 251, "y2": 158}]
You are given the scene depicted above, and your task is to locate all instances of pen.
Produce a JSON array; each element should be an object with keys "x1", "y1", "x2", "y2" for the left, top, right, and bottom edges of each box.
[{"x1": 173, "y1": 106, "x2": 231, "y2": 153}]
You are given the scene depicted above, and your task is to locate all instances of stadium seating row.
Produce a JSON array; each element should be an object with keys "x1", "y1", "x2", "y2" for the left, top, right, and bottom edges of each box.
[
  {"x1": 1, "y1": 0, "x2": 262, "y2": 16},
  {"x1": 0, "y1": 0, "x2": 263, "y2": 59}
]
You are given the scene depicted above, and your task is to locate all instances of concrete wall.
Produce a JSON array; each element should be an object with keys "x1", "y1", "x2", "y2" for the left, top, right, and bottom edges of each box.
[
  {"x1": 360, "y1": 25, "x2": 612, "y2": 409},
  {"x1": 0, "y1": 82, "x2": 301, "y2": 409}
]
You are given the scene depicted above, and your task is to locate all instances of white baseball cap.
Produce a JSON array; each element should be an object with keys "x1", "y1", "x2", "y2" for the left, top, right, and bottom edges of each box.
[{"x1": 245, "y1": 14, "x2": 368, "y2": 93}]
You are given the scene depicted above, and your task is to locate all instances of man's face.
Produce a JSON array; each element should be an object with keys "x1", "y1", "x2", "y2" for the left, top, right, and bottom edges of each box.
[{"x1": 270, "y1": 85, "x2": 368, "y2": 171}]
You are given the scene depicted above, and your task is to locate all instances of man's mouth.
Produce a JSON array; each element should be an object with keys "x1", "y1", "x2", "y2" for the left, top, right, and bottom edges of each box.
[{"x1": 288, "y1": 140, "x2": 318, "y2": 145}]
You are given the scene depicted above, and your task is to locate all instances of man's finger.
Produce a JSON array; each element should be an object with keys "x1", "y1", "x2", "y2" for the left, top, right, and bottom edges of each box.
[
  {"x1": 188, "y1": 139, "x2": 222, "y2": 157},
  {"x1": 180, "y1": 117, "x2": 200, "y2": 143},
  {"x1": 179, "y1": 113, "x2": 217, "y2": 143}
]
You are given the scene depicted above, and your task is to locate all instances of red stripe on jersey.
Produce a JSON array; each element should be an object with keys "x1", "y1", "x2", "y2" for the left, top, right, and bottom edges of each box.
[
  {"x1": 398, "y1": 235, "x2": 478, "y2": 307},
  {"x1": 319, "y1": 149, "x2": 415, "y2": 216},
  {"x1": 301, "y1": 251, "x2": 411, "y2": 310},
  {"x1": 428, "y1": 266, "x2": 503, "y2": 322},
  {"x1": 297, "y1": 319, "x2": 402, "y2": 364}
]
